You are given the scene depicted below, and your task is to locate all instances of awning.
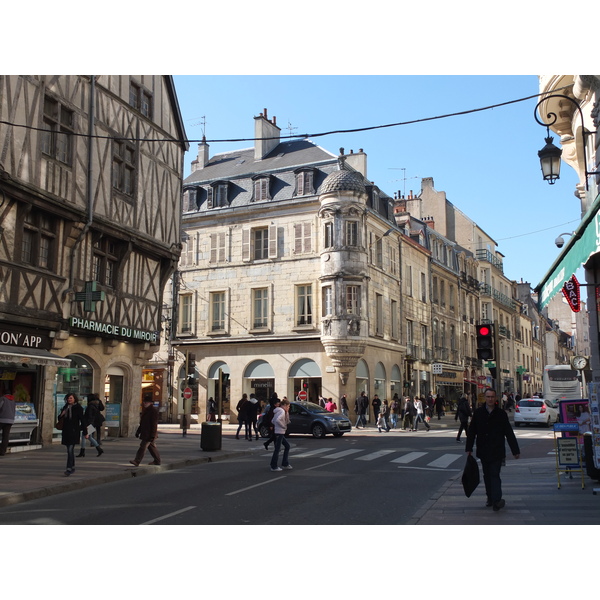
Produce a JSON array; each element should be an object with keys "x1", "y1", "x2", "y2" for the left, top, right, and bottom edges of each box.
[
  {"x1": 536, "y1": 191, "x2": 600, "y2": 310},
  {"x1": 0, "y1": 345, "x2": 71, "y2": 368}
]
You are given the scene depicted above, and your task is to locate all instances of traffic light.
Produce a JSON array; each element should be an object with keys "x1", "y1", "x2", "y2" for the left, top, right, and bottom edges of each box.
[
  {"x1": 476, "y1": 324, "x2": 495, "y2": 360},
  {"x1": 187, "y1": 352, "x2": 196, "y2": 374}
]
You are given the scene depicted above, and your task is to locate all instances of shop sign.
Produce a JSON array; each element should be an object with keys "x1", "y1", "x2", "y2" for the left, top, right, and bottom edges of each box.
[
  {"x1": 561, "y1": 275, "x2": 581, "y2": 313},
  {"x1": 251, "y1": 379, "x2": 272, "y2": 388},
  {"x1": 0, "y1": 324, "x2": 52, "y2": 350},
  {"x1": 69, "y1": 317, "x2": 158, "y2": 344}
]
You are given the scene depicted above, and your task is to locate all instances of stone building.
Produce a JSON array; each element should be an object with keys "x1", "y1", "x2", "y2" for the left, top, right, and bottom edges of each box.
[
  {"x1": 175, "y1": 110, "x2": 406, "y2": 423},
  {"x1": 0, "y1": 75, "x2": 187, "y2": 447}
]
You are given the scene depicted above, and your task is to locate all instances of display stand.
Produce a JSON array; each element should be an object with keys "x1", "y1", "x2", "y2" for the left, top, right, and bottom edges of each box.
[{"x1": 553, "y1": 422, "x2": 585, "y2": 489}]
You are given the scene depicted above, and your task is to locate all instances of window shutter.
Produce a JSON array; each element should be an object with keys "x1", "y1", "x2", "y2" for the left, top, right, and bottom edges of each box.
[
  {"x1": 293, "y1": 223, "x2": 303, "y2": 254},
  {"x1": 303, "y1": 222, "x2": 312, "y2": 253},
  {"x1": 218, "y1": 232, "x2": 226, "y2": 262},
  {"x1": 268, "y1": 224, "x2": 278, "y2": 259},
  {"x1": 183, "y1": 190, "x2": 190, "y2": 213},
  {"x1": 242, "y1": 228, "x2": 251, "y2": 262},
  {"x1": 207, "y1": 186, "x2": 213, "y2": 209},
  {"x1": 210, "y1": 234, "x2": 217, "y2": 263}
]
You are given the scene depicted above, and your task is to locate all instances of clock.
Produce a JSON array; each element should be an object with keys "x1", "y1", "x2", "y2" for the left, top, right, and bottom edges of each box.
[{"x1": 571, "y1": 355, "x2": 588, "y2": 371}]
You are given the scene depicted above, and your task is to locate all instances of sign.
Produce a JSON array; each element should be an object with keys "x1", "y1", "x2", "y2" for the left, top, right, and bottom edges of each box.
[
  {"x1": 557, "y1": 437, "x2": 580, "y2": 467},
  {"x1": 183, "y1": 387, "x2": 193, "y2": 400},
  {"x1": 432, "y1": 363, "x2": 442, "y2": 374},
  {"x1": 74, "y1": 280, "x2": 105, "y2": 312},
  {"x1": 298, "y1": 390, "x2": 307, "y2": 401},
  {"x1": 562, "y1": 275, "x2": 581, "y2": 312},
  {"x1": 69, "y1": 317, "x2": 158, "y2": 344},
  {"x1": 553, "y1": 422, "x2": 580, "y2": 432},
  {"x1": 105, "y1": 404, "x2": 121, "y2": 428},
  {"x1": 0, "y1": 323, "x2": 53, "y2": 350}
]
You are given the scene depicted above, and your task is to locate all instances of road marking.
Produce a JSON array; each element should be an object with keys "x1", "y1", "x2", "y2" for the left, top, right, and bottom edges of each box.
[
  {"x1": 294, "y1": 447, "x2": 336, "y2": 458},
  {"x1": 141, "y1": 505, "x2": 196, "y2": 525},
  {"x1": 320, "y1": 449, "x2": 364, "y2": 459},
  {"x1": 304, "y1": 459, "x2": 344, "y2": 471},
  {"x1": 226, "y1": 477, "x2": 286, "y2": 496},
  {"x1": 427, "y1": 453, "x2": 462, "y2": 468},
  {"x1": 356, "y1": 450, "x2": 398, "y2": 461},
  {"x1": 390, "y1": 451, "x2": 427, "y2": 464},
  {"x1": 396, "y1": 466, "x2": 462, "y2": 472}
]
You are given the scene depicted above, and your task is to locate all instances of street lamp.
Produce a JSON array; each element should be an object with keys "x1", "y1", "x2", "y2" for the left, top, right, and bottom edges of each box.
[{"x1": 534, "y1": 94, "x2": 599, "y2": 190}]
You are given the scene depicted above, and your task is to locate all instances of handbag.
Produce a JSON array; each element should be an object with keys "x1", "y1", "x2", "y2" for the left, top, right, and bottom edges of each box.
[
  {"x1": 462, "y1": 454, "x2": 480, "y2": 498},
  {"x1": 55, "y1": 416, "x2": 65, "y2": 430}
]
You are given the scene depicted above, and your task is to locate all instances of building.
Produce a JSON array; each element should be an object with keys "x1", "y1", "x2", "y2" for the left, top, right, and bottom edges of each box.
[
  {"x1": 0, "y1": 75, "x2": 187, "y2": 447},
  {"x1": 175, "y1": 110, "x2": 407, "y2": 423}
]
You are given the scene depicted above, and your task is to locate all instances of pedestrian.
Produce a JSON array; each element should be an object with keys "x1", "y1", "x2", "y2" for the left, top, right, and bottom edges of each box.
[
  {"x1": 389, "y1": 394, "x2": 400, "y2": 429},
  {"x1": 236, "y1": 394, "x2": 252, "y2": 440},
  {"x1": 377, "y1": 402, "x2": 390, "y2": 432},
  {"x1": 262, "y1": 394, "x2": 279, "y2": 450},
  {"x1": 340, "y1": 394, "x2": 349, "y2": 417},
  {"x1": 90, "y1": 393, "x2": 106, "y2": 442},
  {"x1": 270, "y1": 398, "x2": 292, "y2": 472},
  {"x1": 455, "y1": 394, "x2": 472, "y2": 442},
  {"x1": 0, "y1": 391, "x2": 16, "y2": 456},
  {"x1": 57, "y1": 393, "x2": 85, "y2": 476},
  {"x1": 319, "y1": 396, "x2": 326, "y2": 408},
  {"x1": 354, "y1": 391, "x2": 368, "y2": 428},
  {"x1": 207, "y1": 397, "x2": 217, "y2": 421},
  {"x1": 372, "y1": 394, "x2": 382, "y2": 424},
  {"x1": 77, "y1": 393, "x2": 105, "y2": 457},
  {"x1": 248, "y1": 393, "x2": 261, "y2": 440},
  {"x1": 466, "y1": 387, "x2": 520, "y2": 511},
  {"x1": 402, "y1": 397, "x2": 414, "y2": 430},
  {"x1": 435, "y1": 395, "x2": 445, "y2": 420},
  {"x1": 325, "y1": 398, "x2": 337, "y2": 412},
  {"x1": 130, "y1": 397, "x2": 161, "y2": 467},
  {"x1": 413, "y1": 396, "x2": 430, "y2": 431}
]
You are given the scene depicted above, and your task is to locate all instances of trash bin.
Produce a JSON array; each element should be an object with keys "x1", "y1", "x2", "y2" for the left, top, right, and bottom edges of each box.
[
  {"x1": 583, "y1": 433, "x2": 600, "y2": 481},
  {"x1": 201, "y1": 421, "x2": 222, "y2": 451}
]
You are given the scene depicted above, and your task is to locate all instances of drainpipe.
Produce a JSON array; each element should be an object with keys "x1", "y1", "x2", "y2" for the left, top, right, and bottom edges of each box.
[{"x1": 63, "y1": 75, "x2": 96, "y2": 303}]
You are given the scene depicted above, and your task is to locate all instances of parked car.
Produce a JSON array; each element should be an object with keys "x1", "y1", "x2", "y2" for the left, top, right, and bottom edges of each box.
[
  {"x1": 514, "y1": 398, "x2": 559, "y2": 427},
  {"x1": 257, "y1": 401, "x2": 352, "y2": 438}
]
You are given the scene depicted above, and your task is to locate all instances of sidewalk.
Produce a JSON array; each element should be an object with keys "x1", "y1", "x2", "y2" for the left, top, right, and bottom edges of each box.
[{"x1": 1, "y1": 420, "x2": 599, "y2": 524}]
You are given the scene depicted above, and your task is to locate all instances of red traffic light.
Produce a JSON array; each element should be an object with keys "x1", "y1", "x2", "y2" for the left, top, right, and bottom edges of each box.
[{"x1": 478, "y1": 326, "x2": 490, "y2": 336}]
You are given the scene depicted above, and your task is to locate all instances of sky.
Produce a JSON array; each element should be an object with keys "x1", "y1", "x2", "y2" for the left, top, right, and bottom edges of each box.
[{"x1": 173, "y1": 74, "x2": 583, "y2": 289}]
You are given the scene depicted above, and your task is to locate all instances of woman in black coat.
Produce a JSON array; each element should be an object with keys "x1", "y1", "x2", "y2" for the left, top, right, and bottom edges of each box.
[{"x1": 58, "y1": 393, "x2": 85, "y2": 476}]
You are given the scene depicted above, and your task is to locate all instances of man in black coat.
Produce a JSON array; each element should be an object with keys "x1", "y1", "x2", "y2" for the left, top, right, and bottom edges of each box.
[
  {"x1": 130, "y1": 398, "x2": 161, "y2": 466},
  {"x1": 354, "y1": 392, "x2": 369, "y2": 429},
  {"x1": 466, "y1": 388, "x2": 520, "y2": 511}
]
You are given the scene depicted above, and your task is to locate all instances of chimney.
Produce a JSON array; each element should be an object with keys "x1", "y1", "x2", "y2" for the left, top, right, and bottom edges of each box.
[
  {"x1": 254, "y1": 108, "x2": 281, "y2": 160},
  {"x1": 191, "y1": 136, "x2": 209, "y2": 172},
  {"x1": 343, "y1": 148, "x2": 367, "y2": 177},
  {"x1": 423, "y1": 215, "x2": 435, "y2": 230}
]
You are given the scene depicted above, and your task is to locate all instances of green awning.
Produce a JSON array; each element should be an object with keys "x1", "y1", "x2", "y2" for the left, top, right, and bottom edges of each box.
[{"x1": 536, "y1": 191, "x2": 600, "y2": 309}]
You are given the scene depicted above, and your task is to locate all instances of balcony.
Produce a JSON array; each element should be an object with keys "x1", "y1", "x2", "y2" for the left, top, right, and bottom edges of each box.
[
  {"x1": 476, "y1": 248, "x2": 504, "y2": 273},
  {"x1": 479, "y1": 283, "x2": 517, "y2": 311}
]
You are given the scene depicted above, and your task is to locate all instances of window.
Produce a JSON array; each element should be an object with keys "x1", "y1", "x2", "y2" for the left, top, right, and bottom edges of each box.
[
  {"x1": 440, "y1": 280, "x2": 446, "y2": 307},
  {"x1": 42, "y1": 96, "x2": 74, "y2": 165},
  {"x1": 21, "y1": 210, "x2": 56, "y2": 270},
  {"x1": 406, "y1": 320, "x2": 414, "y2": 343},
  {"x1": 345, "y1": 221, "x2": 358, "y2": 246},
  {"x1": 129, "y1": 81, "x2": 153, "y2": 118},
  {"x1": 391, "y1": 299, "x2": 398, "y2": 339},
  {"x1": 421, "y1": 324, "x2": 428, "y2": 350},
  {"x1": 406, "y1": 265, "x2": 413, "y2": 297},
  {"x1": 253, "y1": 177, "x2": 270, "y2": 201},
  {"x1": 210, "y1": 292, "x2": 225, "y2": 331},
  {"x1": 210, "y1": 232, "x2": 227, "y2": 264},
  {"x1": 323, "y1": 222, "x2": 333, "y2": 249},
  {"x1": 375, "y1": 237, "x2": 383, "y2": 268},
  {"x1": 180, "y1": 232, "x2": 197, "y2": 267},
  {"x1": 420, "y1": 272, "x2": 427, "y2": 302},
  {"x1": 346, "y1": 285, "x2": 360, "y2": 315},
  {"x1": 295, "y1": 170, "x2": 314, "y2": 196},
  {"x1": 322, "y1": 286, "x2": 333, "y2": 317},
  {"x1": 180, "y1": 294, "x2": 194, "y2": 333},
  {"x1": 375, "y1": 293, "x2": 383, "y2": 335},
  {"x1": 432, "y1": 277, "x2": 438, "y2": 304},
  {"x1": 294, "y1": 222, "x2": 312, "y2": 254},
  {"x1": 252, "y1": 288, "x2": 269, "y2": 329},
  {"x1": 207, "y1": 183, "x2": 229, "y2": 208},
  {"x1": 93, "y1": 236, "x2": 119, "y2": 287},
  {"x1": 112, "y1": 140, "x2": 136, "y2": 197},
  {"x1": 296, "y1": 285, "x2": 313, "y2": 326},
  {"x1": 183, "y1": 188, "x2": 198, "y2": 212},
  {"x1": 242, "y1": 225, "x2": 277, "y2": 261},
  {"x1": 390, "y1": 246, "x2": 398, "y2": 276}
]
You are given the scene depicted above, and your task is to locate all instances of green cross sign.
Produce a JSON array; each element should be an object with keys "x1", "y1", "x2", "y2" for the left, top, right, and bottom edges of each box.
[{"x1": 75, "y1": 281, "x2": 105, "y2": 312}]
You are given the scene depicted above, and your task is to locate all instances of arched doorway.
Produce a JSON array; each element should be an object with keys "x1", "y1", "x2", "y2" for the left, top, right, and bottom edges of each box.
[
  {"x1": 289, "y1": 358, "x2": 322, "y2": 403},
  {"x1": 243, "y1": 359, "x2": 274, "y2": 412},
  {"x1": 208, "y1": 361, "x2": 230, "y2": 420}
]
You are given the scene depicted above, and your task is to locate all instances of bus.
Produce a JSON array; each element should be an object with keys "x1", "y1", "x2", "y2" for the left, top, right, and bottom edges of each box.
[{"x1": 542, "y1": 365, "x2": 581, "y2": 405}]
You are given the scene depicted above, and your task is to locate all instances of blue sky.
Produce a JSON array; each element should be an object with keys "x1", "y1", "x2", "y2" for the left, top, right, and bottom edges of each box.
[{"x1": 173, "y1": 75, "x2": 582, "y2": 289}]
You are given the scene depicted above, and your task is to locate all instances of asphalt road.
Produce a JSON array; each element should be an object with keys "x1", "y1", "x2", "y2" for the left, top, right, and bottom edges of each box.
[{"x1": 0, "y1": 425, "x2": 555, "y2": 525}]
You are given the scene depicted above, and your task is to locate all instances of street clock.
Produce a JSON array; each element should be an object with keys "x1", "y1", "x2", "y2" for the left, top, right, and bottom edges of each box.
[{"x1": 571, "y1": 355, "x2": 588, "y2": 371}]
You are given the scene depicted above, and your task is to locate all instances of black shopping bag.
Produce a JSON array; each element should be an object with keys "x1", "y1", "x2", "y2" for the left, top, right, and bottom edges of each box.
[{"x1": 461, "y1": 454, "x2": 480, "y2": 498}]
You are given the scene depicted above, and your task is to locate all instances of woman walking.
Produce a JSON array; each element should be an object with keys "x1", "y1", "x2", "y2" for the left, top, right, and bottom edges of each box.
[
  {"x1": 78, "y1": 393, "x2": 105, "y2": 457},
  {"x1": 270, "y1": 398, "x2": 292, "y2": 472},
  {"x1": 57, "y1": 393, "x2": 85, "y2": 476},
  {"x1": 413, "y1": 397, "x2": 431, "y2": 431}
]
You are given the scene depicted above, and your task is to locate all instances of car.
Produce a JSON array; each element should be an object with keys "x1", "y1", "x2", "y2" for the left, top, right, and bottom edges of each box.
[
  {"x1": 257, "y1": 401, "x2": 352, "y2": 438},
  {"x1": 514, "y1": 398, "x2": 559, "y2": 427}
]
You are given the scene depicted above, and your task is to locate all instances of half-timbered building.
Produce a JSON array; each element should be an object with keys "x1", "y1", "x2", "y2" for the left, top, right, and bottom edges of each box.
[{"x1": 0, "y1": 75, "x2": 187, "y2": 448}]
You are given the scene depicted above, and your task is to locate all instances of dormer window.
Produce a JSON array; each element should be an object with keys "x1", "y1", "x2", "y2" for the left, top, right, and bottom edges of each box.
[
  {"x1": 207, "y1": 182, "x2": 229, "y2": 208},
  {"x1": 252, "y1": 176, "x2": 271, "y2": 202},
  {"x1": 294, "y1": 169, "x2": 315, "y2": 196}
]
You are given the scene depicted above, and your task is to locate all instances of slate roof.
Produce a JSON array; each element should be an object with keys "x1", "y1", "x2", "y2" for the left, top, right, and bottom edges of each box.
[
  {"x1": 319, "y1": 169, "x2": 366, "y2": 194},
  {"x1": 184, "y1": 139, "x2": 338, "y2": 184}
]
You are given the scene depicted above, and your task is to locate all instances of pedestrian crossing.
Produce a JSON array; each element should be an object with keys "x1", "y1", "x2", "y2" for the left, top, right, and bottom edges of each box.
[{"x1": 281, "y1": 446, "x2": 464, "y2": 470}]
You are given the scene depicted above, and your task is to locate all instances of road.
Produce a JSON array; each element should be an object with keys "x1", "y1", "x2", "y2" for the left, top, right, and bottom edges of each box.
[{"x1": 0, "y1": 424, "x2": 554, "y2": 525}]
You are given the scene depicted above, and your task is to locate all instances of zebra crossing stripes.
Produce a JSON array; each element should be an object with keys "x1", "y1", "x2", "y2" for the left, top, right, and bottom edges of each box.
[
  {"x1": 355, "y1": 450, "x2": 398, "y2": 461},
  {"x1": 390, "y1": 451, "x2": 427, "y2": 464},
  {"x1": 426, "y1": 453, "x2": 463, "y2": 468},
  {"x1": 320, "y1": 449, "x2": 364, "y2": 459},
  {"x1": 293, "y1": 447, "x2": 336, "y2": 458}
]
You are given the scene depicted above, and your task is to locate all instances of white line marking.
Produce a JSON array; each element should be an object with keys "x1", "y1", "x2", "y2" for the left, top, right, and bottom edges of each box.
[
  {"x1": 390, "y1": 451, "x2": 427, "y2": 464},
  {"x1": 140, "y1": 506, "x2": 196, "y2": 525},
  {"x1": 294, "y1": 447, "x2": 336, "y2": 458},
  {"x1": 356, "y1": 450, "x2": 398, "y2": 461},
  {"x1": 304, "y1": 459, "x2": 344, "y2": 471},
  {"x1": 321, "y1": 449, "x2": 364, "y2": 459},
  {"x1": 427, "y1": 453, "x2": 463, "y2": 468},
  {"x1": 226, "y1": 476, "x2": 286, "y2": 496},
  {"x1": 396, "y1": 466, "x2": 462, "y2": 472}
]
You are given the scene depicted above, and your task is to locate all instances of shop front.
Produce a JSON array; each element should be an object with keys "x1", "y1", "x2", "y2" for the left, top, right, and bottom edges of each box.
[{"x1": 434, "y1": 365, "x2": 464, "y2": 409}]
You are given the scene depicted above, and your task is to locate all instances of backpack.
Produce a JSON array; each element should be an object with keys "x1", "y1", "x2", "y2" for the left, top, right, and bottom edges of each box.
[{"x1": 261, "y1": 405, "x2": 274, "y2": 429}]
